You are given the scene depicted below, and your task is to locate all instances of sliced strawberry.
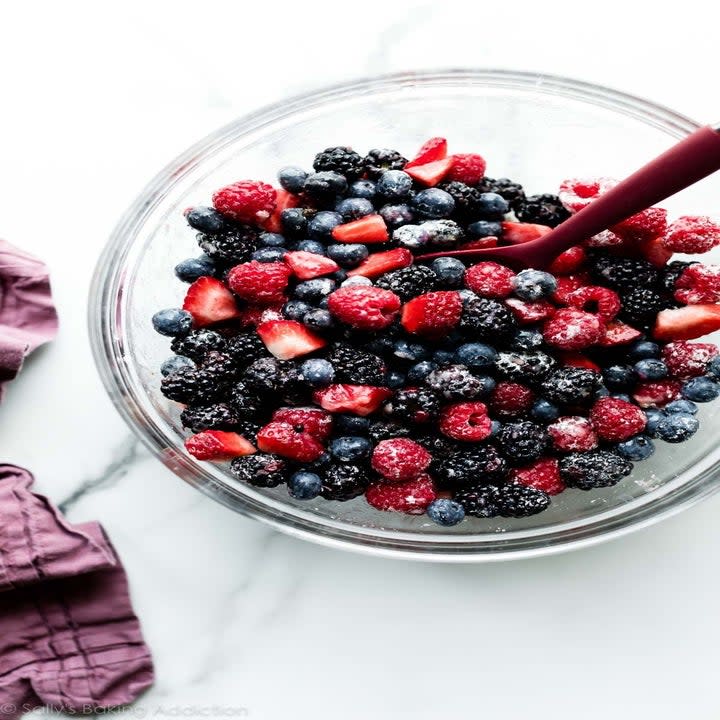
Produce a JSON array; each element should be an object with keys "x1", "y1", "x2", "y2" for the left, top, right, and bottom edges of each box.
[
  {"x1": 185, "y1": 430, "x2": 256, "y2": 461},
  {"x1": 182, "y1": 276, "x2": 240, "y2": 327},
  {"x1": 639, "y1": 236, "x2": 673, "y2": 268},
  {"x1": 548, "y1": 245, "x2": 586, "y2": 275},
  {"x1": 346, "y1": 248, "x2": 412, "y2": 278},
  {"x1": 313, "y1": 384, "x2": 393, "y2": 416},
  {"x1": 404, "y1": 157, "x2": 453, "y2": 186},
  {"x1": 331, "y1": 214, "x2": 388, "y2": 244},
  {"x1": 256, "y1": 319, "x2": 326, "y2": 360},
  {"x1": 261, "y1": 188, "x2": 299, "y2": 233},
  {"x1": 458, "y1": 237, "x2": 498, "y2": 250},
  {"x1": 654, "y1": 305, "x2": 720, "y2": 342},
  {"x1": 405, "y1": 136, "x2": 448, "y2": 168},
  {"x1": 401, "y1": 291, "x2": 462, "y2": 338},
  {"x1": 256, "y1": 422, "x2": 325, "y2": 462},
  {"x1": 501, "y1": 222, "x2": 552, "y2": 244},
  {"x1": 272, "y1": 407, "x2": 333, "y2": 440},
  {"x1": 505, "y1": 298, "x2": 556, "y2": 324},
  {"x1": 598, "y1": 321, "x2": 642, "y2": 346},
  {"x1": 284, "y1": 250, "x2": 339, "y2": 279},
  {"x1": 633, "y1": 380, "x2": 683, "y2": 408},
  {"x1": 558, "y1": 352, "x2": 600, "y2": 371},
  {"x1": 236, "y1": 302, "x2": 284, "y2": 327}
]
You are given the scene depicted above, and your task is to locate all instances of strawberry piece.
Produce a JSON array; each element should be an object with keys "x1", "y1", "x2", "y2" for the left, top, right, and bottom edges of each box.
[
  {"x1": 598, "y1": 320, "x2": 643, "y2": 346},
  {"x1": 638, "y1": 235, "x2": 673, "y2": 267},
  {"x1": 438, "y1": 402, "x2": 492, "y2": 442},
  {"x1": 327, "y1": 285, "x2": 401, "y2": 330},
  {"x1": 489, "y1": 382, "x2": 535, "y2": 418},
  {"x1": 404, "y1": 157, "x2": 453, "y2": 186},
  {"x1": 654, "y1": 305, "x2": 720, "y2": 341},
  {"x1": 548, "y1": 245, "x2": 586, "y2": 275},
  {"x1": 662, "y1": 216, "x2": 720, "y2": 254},
  {"x1": 457, "y1": 237, "x2": 499, "y2": 250},
  {"x1": 256, "y1": 320, "x2": 326, "y2": 360},
  {"x1": 661, "y1": 341, "x2": 719, "y2": 379},
  {"x1": 584, "y1": 229, "x2": 624, "y2": 249},
  {"x1": 590, "y1": 397, "x2": 647, "y2": 442},
  {"x1": 501, "y1": 222, "x2": 552, "y2": 244},
  {"x1": 313, "y1": 384, "x2": 393, "y2": 416},
  {"x1": 331, "y1": 214, "x2": 389, "y2": 244},
  {"x1": 261, "y1": 188, "x2": 299, "y2": 233},
  {"x1": 284, "y1": 251, "x2": 339, "y2": 279},
  {"x1": 558, "y1": 177, "x2": 617, "y2": 213},
  {"x1": 543, "y1": 309, "x2": 604, "y2": 350},
  {"x1": 400, "y1": 291, "x2": 462, "y2": 338},
  {"x1": 256, "y1": 422, "x2": 325, "y2": 462},
  {"x1": 272, "y1": 407, "x2": 333, "y2": 440},
  {"x1": 505, "y1": 298, "x2": 556, "y2": 324},
  {"x1": 510, "y1": 458, "x2": 565, "y2": 496},
  {"x1": 185, "y1": 430, "x2": 256, "y2": 461},
  {"x1": 612, "y1": 207, "x2": 668, "y2": 244},
  {"x1": 405, "y1": 136, "x2": 448, "y2": 168},
  {"x1": 346, "y1": 248, "x2": 412, "y2": 278},
  {"x1": 226, "y1": 261, "x2": 291, "y2": 304},
  {"x1": 212, "y1": 180, "x2": 277, "y2": 225},
  {"x1": 565, "y1": 285, "x2": 621, "y2": 321},
  {"x1": 464, "y1": 261, "x2": 515, "y2": 298},
  {"x1": 548, "y1": 416, "x2": 598, "y2": 452},
  {"x1": 674, "y1": 264, "x2": 720, "y2": 304},
  {"x1": 365, "y1": 474, "x2": 436, "y2": 514},
  {"x1": 633, "y1": 380, "x2": 683, "y2": 408},
  {"x1": 559, "y1": 352, "x2": 600, "y2": 371},
  {"x1": 182, "y1": 276, "x2": 240, "y2": 327},
  {"x1": 371, "y1": 438, "x2": 431, "y2": 483},
  {"x1": 236, "y1": 302, "x2": 284, "y2": 327},
  {"x1": 551, "y1": 272, "x2": 592, "y2": 304},
  {"x1": 445, "y1": 153, "x2": 487, "y2": 185}
]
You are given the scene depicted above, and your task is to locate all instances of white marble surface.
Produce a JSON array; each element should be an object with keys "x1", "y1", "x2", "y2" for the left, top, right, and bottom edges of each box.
[{"x1": 2, "y1": 1, "x2": 720, "y2": 717}]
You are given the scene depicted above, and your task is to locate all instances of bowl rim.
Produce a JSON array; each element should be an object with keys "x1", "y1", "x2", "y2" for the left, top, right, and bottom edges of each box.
[{"x1": 89, "y1": 67, "x2": 718, "y2": 562}]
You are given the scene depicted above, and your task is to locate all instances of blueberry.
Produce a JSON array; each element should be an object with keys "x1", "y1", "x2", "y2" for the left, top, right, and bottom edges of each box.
[
  {"x1": 634, "y1": 358, "x2": 668, "y2": 381},
  {"x1": 392, "y1": 339, "x2": 430, "y2": 363},
  {"x1": 595, "y1": 386, "x2": 611, "y2": 398},
  {"x1": 160, "y1": 355, "x2": 194, "y2": 376},
  {"x1": 334, "y1": 415, "x2": 370, "y2": 435},
  {"x1": 509, "y1": 329, "x2": 544, "y2": 351},
  {"x1": 475, "y1": 192, "x2": 509, "y2": 220},
  {"x1": 682, "y1": 376, "x2": 720, "y2": 402},
  {"x1": 303, "y1": 308, "x2": 334, "y2": 330},
  {"x1": 318, "y1": 297, "x2": 330, "y2": 309},
  {"x1": 288, "y1": 471, "x2": 322, "y2": 500},
  {"x1": 385, "y1": 370, "x2": 406, "y2": 389},
  {"x1": 294, "y1": 239, "x2": 326, "y2": 255},
  {"x1": 656, "y1": 413, "x2": 700, "y2": 443},
  {"x1": 474, "y1": 375, "x2": 497, "y2": 396},
  {"x1": 304, "y1": 171, "x2": 348, "y2": 199},
  {"x1": 454, "y1": 343, "x2": 498, "y2": 370},
  {"x1": 603, "y1": 365, "x2": 635, "y2": 390},
  {"x1": 281, "y1": 207, "x2": 309, "y2": 238},
  {"x1": 174, "y1": 255, "x2": 216, "y2": 283},
  {"x1": 277, "y1": 166, "x2": 309, "y2": 194},
  {"x1": 152, "y1": 308, "x2": 193, "y2": 337},
  {"x1": 376, "y1": 170, "x2": 413, "y2": 200},
  {"x1": 407, "y1": 361, "x2": 438, "y2": 383},
  {"x1": 332, "y1": 269, "x2": 348, "y2": 283},
  {"x1": 411, "y1": 188, "x2": 455, "y2": 219},
  {"x1": 348, "y1": 179, "x2": 377, "y2": 200},
  {"x1": 305, "y1": 452, "x2": 332, "y2": 471},
  {"x1": 336, "y1": 197, "x2": 374, "y2": 221},
  {"x1": 186, "y1": 206, "x2": 225, "y2": 234},
  {"x1": 665, "y1": 399, "x2": 698, "y2": 415},
  {"x1": 706, "y1": 356, "x2": 720, "y2": 379},
  {"x1": 432, "y1": 349, "x2": 456, "y2": 365},
  {"x1": 426, "y1": 498, "x2": 465, "y2": 527},
  {"x1": 430, "y1": 257, "x2": 465, "y2": 288},
  {"x1": 489, "y1": 420, "x2": 502, "y2": 437},
  {"x1": 326, "y1": 243, "x2": 369, "y2": 268},
  {"x1": 393, "y1": 224, "x2": 429, "y2": 250},
  {"x1": 379, "y1": 203, "x2": 414, "y2": 229},
  {"x1": 531, "y1": 399, "x2": 560, "y2": 423},
  {"x1": 308, "y1": 211, "x2": 343, "y2": 240},
  {"x1": 611, "y1": 393, "x2": 632, "y2": 403},
  {"x1": 616, "y1": 434, "x2": 655, "y2": 461},
  {"x1": 299, "y1": 358, "x2": 335, "y2": 387},
  {"x1": 252, "y1": 247, "x2": 287, "y2": 263},
  {"x1": 259, "y1": 232, "x2": 287, "y2": 248},
  {"x1": 627, "y1": 340, "x2": 660, "y2": 361},
  {"x1": 512, "y1": 269, "x2": 558, "y2": 301},
  {"x1": 422, "y1": 219, "x2": 463, "y2": 246},
  {"x1": 293, "y1": 278, "x2": 336, "y2": 302},
  {"x1": 644, "y1": 408, "x2": 665, "y2": 438},
  {"x1": 329, "y1": 436, "x2": 372, "y2": 463},
  {"x1": 283, "y1": 299, "x2": 313, "y2": 321},
  {"x1": 467, "y1": 219, "x2": 502, "y2": 238}
]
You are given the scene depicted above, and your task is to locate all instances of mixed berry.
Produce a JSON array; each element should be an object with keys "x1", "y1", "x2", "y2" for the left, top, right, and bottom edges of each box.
[{"x1": 152, "y1": 136, "x2": 720, "y2": 527}]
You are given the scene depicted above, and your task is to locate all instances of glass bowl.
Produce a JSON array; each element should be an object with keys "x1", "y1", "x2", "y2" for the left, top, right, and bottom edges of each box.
[{"x1": 89, "y1": 69, "x2": 720, "y2": 561}]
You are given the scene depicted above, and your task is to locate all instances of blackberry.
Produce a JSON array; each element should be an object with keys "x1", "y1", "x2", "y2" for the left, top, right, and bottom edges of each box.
[
  {"x1": 197, "y1": 225, "x2": 260, "y2": 263},
  {"x1": 454, "y1": 483, "x2": 550, "y2": 518},
  {"x1": 313, "y1": 146, "x2": 365, "y2": 181},
  {"x1": 516, "y1": 193, "x2": 570, "y2": 227},
  {"x1": 619, "y1": 288, "x2": 671, "y2": 328},
  {"x1": 225, "y1": 332, "x2": 268, "y2": 368},
  {"x1": 589, "y1": 254, "x2": 660, "y2": 292},
  {"x1": 230, "y1": 453, "x2": 289, "y2": 488},
  {"x1": 368, "y1": 420, "x2": 412, "y2": 443},
  {"x1": 476, "y1": 177, "x2": 526, "y2": 211},
  {"x1": 160, "y1": 367, "x2": 226, "y2": 405},
  {"x1": 375, "y1": 265, "x2": 438, "y2": 302},
  {"x1": 236, "y1": 419, "x2": 261, "y2": 440},
  {"x1": 383, "y1": 387, "x2": 441, "y2": 424},
  {"x1": 199, "y1": 351, "x2": 239, "y2": 382},
  {"x1": 303, "y1": 172, "x2": 348, "y2": 206},
  {"x1": 326, "y1": 344, "x2": 386, "y2": 385},
  {"x1": 661, "y1": 260, "x2": 696, "y2": 294},
  {"x1": 496, "y1": 421, "x2": 548, "y2": 464},
  {"x1": 460, "y1": 297, "x2": 517, "y2": 340},
  {"x1": 320, "y1": 463, "x2": 370, "y2": 501},
  {"x1": 414, "y1": 433, "x2": 461, "y2": 456},
  {"x1": 363, "y1": 148, "x2": 407, "y2": 179},
  {"x1": 437, "y1": 181, "x2": 484, "y2": 220},
  {"x1": 425, "y1": 365, "x2": 486, "y2": 400},
  {"x1": 559, "y1": 451, "x2": 633, "y2": 490},
  {"x1": 494, "y1": 351, "x2": 556, "y2": 382},
  {"x1": 171, "y1": 329, "x2": 227, "y2": 362},
  {"x1": 229, "y1": 380, "x2": 265, "y2": 420},
  {"x1": 431, "y1": 446, "x2": 508, "y2": 490},
  {"x1": 242, "y1": 357, "x2": 300, "y2": 396},
  {"x1": 180, "y1": 403, "x2": 239, "y2": 432},
  {"x1": 540, "y1": 366, "x2": 602, "y2": 405}
]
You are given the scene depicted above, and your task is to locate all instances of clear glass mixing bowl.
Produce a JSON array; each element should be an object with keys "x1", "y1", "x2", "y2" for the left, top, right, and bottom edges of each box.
[{"x1": 89, "y1": 69, "x2": 720, "y2": 561}]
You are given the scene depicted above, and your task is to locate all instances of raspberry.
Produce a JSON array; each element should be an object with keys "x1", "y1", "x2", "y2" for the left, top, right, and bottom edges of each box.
[
  {"x1": 505, "y1": 298, "x2": 556, "y2": 324},
  {"x1": 271, "y1": 407, "x2": 333, "y2": 440},
  {"x1": 548, "y1": 245, "x2": 586, "y2": 275},
  {"x1": 661, "y1": 341, "x2": 719, "y2": 379},
  {"x1": 552, "y1": 272, "x2": 591, "y2": 304},
  {"x1": 612, "y1": 207, "x2": 668, "y2": 243},
  {"x1": 371, "y1": 438, "x2": 432, "y2": 483},
  {"x1": 662, "y1": 216, "x2": 720, "y2": 254},
  {"x1": 590, "y1": 397, "x2": 647, "y2": 441},
  {"x1": 510, "y1": 458, "x2": 565, "y2": 496},
  {"x1": 547, "y1": 416, "x2": 598, "y2": 452},
  {"x1": 559, "y1": 451, "x2": 632, "y2": 490},
  {"x1": 365, "y1": 474, "x2": 436, "y2": 514},
  {"x1": 632, "y1": 380, "x2": 683, "y2": 408},
  {"x1": 327, "y1": 286, "x2": 401, "y2": 330},
  {"x1": 489, "y1": 381, "x2": 535, "y2": 418},
  {"x1": 256, "y1": 422, "x2": 325, "y2": 461},
  {"x1": 438, "y1": 402, "x2": 493, "y2": 441},
  {"x1": 454, "y1": 483, "x2": 549, "y2": 518},
  {"x1": 543, "y1": 309, "x2": 604, "y2": 350},
  {"x1": 446, "y1": 153, "x2": 487, "y2": 185},
  {"x1": 565, "y1": 286, "x2": 621, "y2": 321},
  {"x1": 558, "y1": 177, "x2": 617, "y2": 213},
  {"x1": 584, "y1": 229, "x2": 624, "y2": 248},
  {"x1": 674, "y1": 264, "x2": 720, "y2": 304},
  {"x1": 226, "y1": 261, "x2": 290, "y2": 304},
  {"x1": 464, "y1": 261, "x2": 515, "y2": 298},
  {"x1": 212, "y1": 180, "x2": 277, "y2": 225},
  {"x1": 401, "y1": 291, "x2": 462, "y2": 338}
]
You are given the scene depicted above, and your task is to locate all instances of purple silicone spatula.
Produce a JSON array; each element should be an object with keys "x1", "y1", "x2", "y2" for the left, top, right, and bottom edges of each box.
[{"x1": 416, "y1": 124, "x2": 720, "y2": 268}]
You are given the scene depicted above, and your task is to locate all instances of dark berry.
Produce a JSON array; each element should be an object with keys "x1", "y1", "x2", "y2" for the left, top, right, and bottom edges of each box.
[
  {"x1": 474, "y1": 192, "x2": 509, "y2": 220},
  {"x1": 376, "y1": 170, "x2": 414, "y2": 200},
  {"x1": 383, "y1": 387, "x2": 441, "y2": 424},
  {"x1": 589, "y1": 254, "x2": 660, "y2": 291},
  {"x1": 160, "y1": 355, "x2": 195, "y2": 376},
  {"x1": 467, "y1": 220, "x2": 503, "y2": 239},
  {"x1": 335, "y1": 197, "x2": 374, "y2": 221},
  {"x1": 426, "y1": 498, "x2": 465, "y2": 526},
  {"x1": 225, "y1": 332, "x2": 267, "y2": 368},
  {"x1": 516, "y1": 193, "x2": 570, "y2": 227},
  {"x1": 171, "y1": 329, "x2": 227, "y2": 362},
  {"x1": 293, "y1": 277, "x2": 336, "y2": 302},
  {"x1": 453, "y1": 342, "x2": 498, "y2": 371},
  {"x1": 379, "y1": 203, "x2": 414, "y2": 229},
  {"x1": 494, "y1": 350, "x2": 556, "y2": 382},
  {"x1": 161, "y1": 366, "x2": 225, "y2": 404},
  {"x1": 425, "y1": 364, "x2": 487, "y2": 400},
  {"x1": 280, "y1": 207, "x2": 311, "y2": 238},
  {"x1": 197, "y1": 225, "x2": 260, "y2": 263},
  {"x1": 326, "y1": 344, "x2": 386, "y2": 385},
  {"x1": 230, "y1": 453, "x2": 289, "y2": 488},
  {"x1": 326, "y1": 243, "x2": 369, "y2": 268},
  {"x1": 616, "y1": 435, "x2": 656, "y2": 461},
  {"x1": 540, "y1": 366, "x2": 602, "y2": 405},
  {"x1": 665, "y1": 399, "x2": 698, "y2": 415},
  {"x1": 627, "y1": 340, "x2": 661, "y2": 361},
  {"x1": 288, "y1": 471, "x2": 322, "y2": 499},
  {"x1": 283, "y1": 299, "x2": 314, "y2": 321},
  {"x1": 277, "y1": 166, "x2": 309, "y2": 194},
  {"x1": 655, "y1": 412, "x2": 700, "y2": 442},
  {"x1": 252, "y1": 247, "x2": 287, "y2": 263},
  {"x1": 303, "y1": 171, "x2": 348, "y2": 203},
  {"x1": 430, "y1": 257, "x2": 466, "y2": 288},
  {"x1": 508, "y1": 329, "x2": 544, "y2": 351},
  {"x1": 530, "y1": 399, "x2": 560, "y2": 423},
  {"x1": 661, "y1": 260, "x2": 695, "y2": 294},
  {"x1": 299, "y1": 358, "x2": 335, "y2": 387},
  {"x1": 259, "y1": 232, "x2": 287, "y2": 247},
  {"x1": 294, "y1": 239, "x2": 326, "y2": 254},
  {"x1": 432, "y1": 446, "x2": 508, "y2": 490},
  {"x1": 454, "y1": 483, "x2": 550, "y2": 518},
  {"x1": 375, "y1": 264, "x2": 438, "y2": 301},
  {"x1": 307, "y1": 211, "x2": 343, "y2": 240},
  {"x1": 180, "y1": 403, "x2": 240, "y2": 432},
  {"x1": 174, "y1": 255, "x2": 217, "y2": 283},
  {"x1": 320, "y1": 463, "x2": 370, "y2": 501},
  {"x1": 603, "y1": 365, "x2": 635, "y2": 390},
  {"x1": 368, "y1": 420, "x2": 412, "y2": 443},
  {"x1": 476, "y1": 177, "x2": 526, "y2": 211},
  {"x1": 186, "y1": 206, "x2": 226, "y2": 234},
  {"x1": 415, "y1": 433, "x2": 460, "y2": 456},
  {"x1": 619, "y1": 288, "x2": 670, "y2": 327},
  {"x1": 682, "y1": 376, "x2": 720, "y2": 402},
  {"x1": 437, "y1": 181, "x2": 484, "y2": 220},
  {"x1": 313, "y1": 146, "x2": 365, "y2": 181},
  {"x1": 460, "y1": 297, "x2": 517, "y2": 340},
  {"x1": 229, "y1": 380, "x2": 265, "y2": 419},
  {"x1": 329, "y1": 436, "x2": 372, "y2": 463},
  {"x1": 412, "y1": 188, "x2": 455, "y2": 219},
  {"x1": 364, "y1": 148, "x2": 407, "y2": 179},
  {"x1": 242, "y1": 357, "x2": 299, "y2": 395},
  {"x1": 348, "y1": 179, "x2": 377, "y2": 200},
  {"x1": 496, "y1": 421, "x2": 548, "y2": 464},
  {"x1": 151, "y1": 308, "x2": 193, "y2": 337},
  {"x1": 303, "y1": 308, "x2": 334, "y2": 331},
  {"x1": 406, "y1": 360, "x2": 438, "y2": 383},
  {"x1": 385, "y1": 369, "x2": 406, "y2": 389},
  {"x1": 512, "y1": 269, "x2": 558, "y2": 301},
  {"x1": 559, "y1": 451, "x2": 633, "y2": 490},
  {"x1": 634, "y1": 359, "x2": 668, "y2": 381},
  {"x1": 334, "y1": 414, "x2": 370, "y2": 435}
]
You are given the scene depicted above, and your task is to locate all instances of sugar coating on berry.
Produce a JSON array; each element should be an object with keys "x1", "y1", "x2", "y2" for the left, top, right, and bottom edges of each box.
[
  {"x1": 505, "y1": 298, "x2": 556, "y2": 324},
  {"x1": 612, "y1": 207, "x2": 668, "y2": 243},
  {"x1": 213, "y1": 180, "x2": 277, "y2": 224},
  {"x1": 489, "y1": 381, "x2": 535, "y2": 418},
  {"x1": 552, "y1": 273, "x2": 591, "y2": 304},
  {"x1": 661, "y1": 341, "x2": 719, "y2": 379},
  {"x1": 547, "y1": 415, "x2": 599, "y2": 452},
  {"x1": 590, "y1": 397, "x2": 647, "y2": 441},
  {"x1": 464, "y1": 262, "x2": 515, "y2": 298},
  {"x1": 510, "y1": 458, "x2": 565, "y2": 496},
  {"x1": 565, "y1": 286, "x2": 621, "y2": 321},
  {"x1": 543, "y1": 308, "x2": 604, "y2": 350},
  {"x1": 662, "y1": 216, "x2": 720, "y2": 254},
  {"x1": 365, "y1": 474, "x2": 436, "y2": 514},
  {"x1": 632, "y1": 380, "x2": 683, "y2": 408},
  {"x1": 327, "y1": 285, "x2": 401, "y2": 330},
  {"x1": 558, "y1": 177, "x2": 617, "y2": 213},
  {"x1": 439, "y1": 402, "x2": 492, "y2": 441},
  {"x1": 675, "y1": 264, "x2": 720, "y2": 304},
  {"x1": 371, "y1": 438, "x2": 432, "y2": 482},
  {"x1": 585, "y1": 229, "x2": 624, "y2": 248}
]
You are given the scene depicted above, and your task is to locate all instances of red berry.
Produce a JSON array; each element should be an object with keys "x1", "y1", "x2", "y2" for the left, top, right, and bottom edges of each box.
[
  {"x1": 261, "y1": 188, "x2": 299, "y2": 233},
  {"x1": 674, "y1": 264, "x2": 720, "y2": 304},
  {"x1": 662, "y1": 216, "x2": 720, "y2": 254},
  {"x1": 612, "y1": 207, "x2": 668, "y2": 243},
  {"x1": 505, "y1": 298, "x2": 556, "y2": 324},
  {"x1": 227, "y1": 261, "x2": 291, "y2": 304},
  {"x1": 212, "y1": 180, "x2": 277, "y2": 225},
  {"x1": 489, "y1": 382, "x2": 535, "y2": 418},
  {"x1": 182, "y1": 276, "x2": 240, "y2": 327},
  {"x1": 510, "y1": 458, "x2": 565, "y2": 496},
  {"x1": 543, "y1": 309, "x2": 604, "y2": 350},
  {"x1": 464, "y1": 261, "x2": 515, "y2": 298},
  {"x1": 457, "y1": 237, "x2": 498, "y2": 250},
  {"x1": 445, "y1": 153, "x2": 487, "y2": 185},
  {"x1": 346, "y1": 247, "x2": 412, "y2": 278},
  {"x1": 371, "y1": 438, "x2": 431, "y2": 483},
  {"x1": 565, "y1": 285, "x2": 621, "y2": 321},
  {"x1": 551, "y1": 272, "x2": 591, "y2": 303},
  {"x1": 559, "y1": 352, "x2": 600, "y2": 371},
  {"x1": 548, "y1": 416, "x2": 598, "y2": 452},
  {"x1": 400, "y1": 291, "x2": 462, "y2": 338},
  {"x1": 256, "y1": 320, "x2": 326, "y2": 360},
  {"x1": 590, "y1": 397, "x2": 647, "y2": 441},
  {"x1": 313, "y1": 384, "x2": 393, "y2": 416},
  {"x1": 236, "y1": 302, "x2": 284, "y2": 327},
  {"x1": 598, "y1": 321, "x2": 643, "y2": 347},
  {"x1": 404, "y1": 157, "x2": 453, "y2": 186},
  {"x1": 654, "y1": 304, "x2": 720, "y2": 341},
  {"x1": 327, "y1": 285, "x2": 401, "y2": 330},
  {"x1": 365, "y1": 474, "x2": 436, "y2": 514},
  {"x1": 661, "y1": 341, "x2": 719, "y2": 379},
  {"x1": 405, "y1": 136, "x2": 448, "y2": 168},
  {"x1": 284, "y1": 251, "x2": 339, "y2": 280},
  {"x1": 638, "y1": 236, "x2": 674, "y2": 268},
  {"x1": 185, "y1": 430, "x2": 256, "y2": 461},
  {"x1": 271, "y1": 407, "x2": 333, "y2": 440},
  {"x1": 584, "y1": 229, "x2": 624, "y2": 248},
  {"x1": 548, "y1": 245, "x2": 586, "y2": 275},
  {"x1": 331, "y1": 214, "x2": 389, "y2": 244},
  {"x1": 438, "y1": 402, "x2": 493, "y2": 442},
  {"x1": 501, "y1": 221, "x2": 552, "y2": 244},
  {"x1": 256, "y1": 422, "x2": 325, "y2": 462},
  {"x1": 558, "y1": 177, "x2": 617, "y2": 213},
  {"x1": 633, "y1": 380, "x2": 683, "y2": 408}
]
